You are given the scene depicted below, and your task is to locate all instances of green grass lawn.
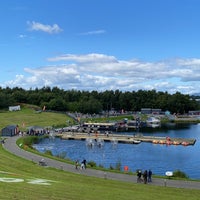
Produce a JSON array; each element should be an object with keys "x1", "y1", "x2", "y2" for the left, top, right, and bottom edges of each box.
[
  {"x1": 0, "y1": 144, "x2": 200, "y2": 200},
  {"x1": 0, "y1": 106, "x2": 71, "y2": 131}
]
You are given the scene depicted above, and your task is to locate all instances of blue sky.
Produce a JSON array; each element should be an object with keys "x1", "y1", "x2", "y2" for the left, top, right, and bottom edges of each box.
[{"x1": 1, "y1": 0, "x2": 200, "y2": 94}]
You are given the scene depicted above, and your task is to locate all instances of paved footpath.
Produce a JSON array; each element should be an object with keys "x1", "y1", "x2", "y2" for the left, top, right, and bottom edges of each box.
[{"x1": 3, "y1": 136, "x2": 200, "y2": 190}]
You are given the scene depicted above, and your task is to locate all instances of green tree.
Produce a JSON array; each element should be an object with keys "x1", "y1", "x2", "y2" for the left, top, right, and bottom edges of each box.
[
  {"x1": 48, "y1": 97, "x2": 68, "y2": 111},
  {"x1": 79, "y1": 97, "x2": 102, "y2": 114}
]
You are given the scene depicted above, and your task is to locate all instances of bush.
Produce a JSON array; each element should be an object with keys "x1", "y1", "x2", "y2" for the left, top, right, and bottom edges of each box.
[
  {"x1": 109, "y1": 165, "x2": 114, "y2": 170},
  {"x1": 173, "y1": 170, "x2": 189, "y2": 179},
  {"x1": 109, "y1": 161, "x2": 121, "y2": 171},
  {"x1": 87, "y1": 161, "x2": 96, "y2": 167},
  {"x1": 45, "y1": 150, "x2": 53, "y2": 156},
  {"x1": 23, "y1": 136, "x2": 39, "y2": 146}
]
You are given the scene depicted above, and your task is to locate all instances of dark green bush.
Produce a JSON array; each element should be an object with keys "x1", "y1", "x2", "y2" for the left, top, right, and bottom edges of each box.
[
  {"x1": 87, "y1": 161, "x2": 96, "y2": 167},
  {"x1": 173, "y1": 170, "x2": 189, "y2": 179},
  {"x1": 109, "y1": 165, "x2": 114, "y2": 170},
  {"x1": 23, "y1": 136, "x2": 39, "y2": 146}
]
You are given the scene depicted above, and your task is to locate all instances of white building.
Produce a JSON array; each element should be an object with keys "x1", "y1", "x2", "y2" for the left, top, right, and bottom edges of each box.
[{"x1": 9, "y1": 105, "x2": 21, "y2": 111}]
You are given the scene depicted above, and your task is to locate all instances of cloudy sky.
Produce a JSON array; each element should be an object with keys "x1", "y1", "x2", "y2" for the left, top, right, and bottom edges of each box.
[{"x1": 1, "y1": 0, "x2": 200, "y2": 94}]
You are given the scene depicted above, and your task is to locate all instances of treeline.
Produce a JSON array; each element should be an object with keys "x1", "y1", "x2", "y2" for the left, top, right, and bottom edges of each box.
[{"x1": 0, "y1": 86, "x2": 199, "y2": 114}]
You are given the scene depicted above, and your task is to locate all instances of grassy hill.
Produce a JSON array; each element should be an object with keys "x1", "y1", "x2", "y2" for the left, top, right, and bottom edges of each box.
[{"x1": 0, "y1": 105, "x2": 72, "y2": 131}]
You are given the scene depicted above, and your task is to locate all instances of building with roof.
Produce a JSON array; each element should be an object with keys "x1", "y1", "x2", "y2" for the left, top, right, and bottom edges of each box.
[{"x1": 1, "y1": 125, "x2": 19, "y2": 137}]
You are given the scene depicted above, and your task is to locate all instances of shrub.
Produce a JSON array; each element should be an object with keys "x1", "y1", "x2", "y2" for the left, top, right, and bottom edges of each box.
[
  {"x1": 173, "y1": 170, "x2": 189, "y2": 179},
  {"x1": 108, "y1": 160, "x2": 122, "y2": 171},
  {"x1": 87, "y1": 161, "x2": 96, "y2": 167},
  {"x1": 23, "y1": 136, "x2": 39, "y2": 146},
  {"x1": 45, "y1": 150, "x2": 53, "y2": 156},
  {"x1": 109, "y1": 165, "x2": 114, "y2": 170}
]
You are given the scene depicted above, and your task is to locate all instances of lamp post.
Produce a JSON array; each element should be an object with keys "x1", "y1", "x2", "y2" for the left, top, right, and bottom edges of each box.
[{"x1": 136, "y1": 117, "x2": 140, "y2": 135}]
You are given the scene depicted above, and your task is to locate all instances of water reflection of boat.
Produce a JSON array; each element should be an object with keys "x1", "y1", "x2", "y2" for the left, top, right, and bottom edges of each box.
[
  {"x1": 49, "y1": 130, "x2": 55, "y2": 139},
  {"x1": 111, "y1": 138, "x2": 118, "y2": 146},
  {"x1": 97, "y1": 138, "x2": 104, "y2": 147},
  {"x1": 85, "y1": 138, "x2": 95, "y2": 147},
  {"x1": 86, "y1": 138, "x2": 105, "y2": 148}
]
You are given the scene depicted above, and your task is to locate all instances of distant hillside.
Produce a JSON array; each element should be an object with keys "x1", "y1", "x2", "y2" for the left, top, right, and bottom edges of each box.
[{"x1": 0, "y1": 106, "x2": 72, "y2": 131}]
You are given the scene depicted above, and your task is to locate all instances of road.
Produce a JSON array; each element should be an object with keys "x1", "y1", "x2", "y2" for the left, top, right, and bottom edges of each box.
[{"x1": 2, "y1": 135, "x2": 200, "y2": 190}]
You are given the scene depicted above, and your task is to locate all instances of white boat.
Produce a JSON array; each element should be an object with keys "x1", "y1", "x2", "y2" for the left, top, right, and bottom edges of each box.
[
  {"x1": 130, "y1": 137, "x2": 141, "y2": 144},
  {"x1": 133, "y1": 140, "x2": 141, "y2": 144},
  {"x1": 146, "y1": 117, "x2": 160, "y2": 128}
]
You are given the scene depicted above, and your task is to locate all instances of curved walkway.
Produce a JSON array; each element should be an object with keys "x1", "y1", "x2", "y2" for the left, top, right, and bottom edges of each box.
[{"x1": 3, "y1": 136, "x2": 200, "y2": 190}]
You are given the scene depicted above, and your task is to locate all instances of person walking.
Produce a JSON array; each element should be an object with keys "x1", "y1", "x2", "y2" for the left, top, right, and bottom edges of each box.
[
  {"x1": 143, "y1": 170, "x2": 148, "y2": 184},
  {"x1": 137, "y1": 170, "x2": 142, "y2": 183},
  {"x1": 75, "y1": 160, "x2": 79, "y2": 170},
  {"x1": 148, "y1": 169, "x2": 152, "y2": 182},
  {"x1": 83, "y1": 159, "x2": 87, "y2": 169}
]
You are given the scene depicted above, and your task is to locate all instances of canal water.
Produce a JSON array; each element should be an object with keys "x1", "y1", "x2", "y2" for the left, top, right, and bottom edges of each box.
[{"x1": 33, "y1": 123, "x2": 200, "y2": 179}]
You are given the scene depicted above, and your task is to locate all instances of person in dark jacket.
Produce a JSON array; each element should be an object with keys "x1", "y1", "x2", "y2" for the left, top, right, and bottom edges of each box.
[
  {"x1": 148, "y1": 169, "x2": 152, "y2": 182},
  {"x1": 143, "y1": 170, "x2": 148, "y2": 184},
  {"x1": 137, "y1": 170, "x2": 142, "y2": 183}
]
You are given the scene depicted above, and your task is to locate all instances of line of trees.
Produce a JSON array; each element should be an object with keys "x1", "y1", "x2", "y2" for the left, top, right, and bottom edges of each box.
[{"x1": 0, "y1": 86, "x2": 199, "y2": 114}]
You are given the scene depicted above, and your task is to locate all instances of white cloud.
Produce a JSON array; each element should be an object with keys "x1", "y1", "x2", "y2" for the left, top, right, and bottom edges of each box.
[
  {"x1": 3, "y1": 54, "x2": 200, "y2": 94},
  {"x1": 174, "y1": 58, "x2": 200, "y2": 81},
  {"x1": 79, "y1": 29, "x2": 106, "y2": 35},
  {"x1": 47, "y1": 53, "x2": 117, "y2": 63},
  {"x1": 27, "y1": 21, "x2": 62, "y2": 34}
]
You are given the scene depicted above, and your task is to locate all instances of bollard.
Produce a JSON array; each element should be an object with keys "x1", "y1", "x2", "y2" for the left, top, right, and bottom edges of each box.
[
  {"x1": 104, "y1": 172, "x2": 107, "y2": 179},
  {"x1": 60, "y1": 165, "x2": 63, "y2": 170},
  {"x1": 164, "y1": 179, "x2": 167, "y2": 187}
]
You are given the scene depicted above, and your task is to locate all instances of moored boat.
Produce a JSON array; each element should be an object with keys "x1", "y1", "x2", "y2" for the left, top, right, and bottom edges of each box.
[
  {"x1": 133, "y1": 140, "x2": 141, "y2": 144},
  {"x1": 146, "y1": 116, "x2": 160, "y2": 128}
]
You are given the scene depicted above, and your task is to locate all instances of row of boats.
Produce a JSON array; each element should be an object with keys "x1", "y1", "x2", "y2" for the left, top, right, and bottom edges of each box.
[
  {"x1": 152, "y1": 138, "x2": 190, "y2": 146},
  {"x1": 116, "y1": 116, "x2": 161, "y2": 130},
  {"x1": 81, "y1": 117, "x2": 161, "y2": 133},
  {"x1": 85, "y1": 137, "x2": 189, "y2": 148}
]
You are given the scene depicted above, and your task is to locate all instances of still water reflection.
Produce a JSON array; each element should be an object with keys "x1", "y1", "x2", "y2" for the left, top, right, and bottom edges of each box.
[{"x1": 33, "y1": 123, "x2": 200, "y2": 179}]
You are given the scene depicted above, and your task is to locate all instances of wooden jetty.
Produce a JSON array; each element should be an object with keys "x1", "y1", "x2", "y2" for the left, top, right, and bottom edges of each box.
[{"x1": 56, "y1": 132, "x2": 196, "y2": 146}]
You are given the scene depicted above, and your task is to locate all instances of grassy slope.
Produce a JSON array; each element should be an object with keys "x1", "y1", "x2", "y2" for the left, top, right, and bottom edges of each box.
[
  {"x1": 0, "y1": 106, "x2": 70, "y2": 131},
  {"x1": 0, "y1": 145, "x2": 200, "y2": 200}
]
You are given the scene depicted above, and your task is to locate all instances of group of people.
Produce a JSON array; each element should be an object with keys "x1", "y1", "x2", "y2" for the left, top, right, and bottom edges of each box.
[
  {"x1": 75, "y1": 160, "x2": 152, "y2": 183},
  {"x1": 137, "y1": 169, "x2": 152, "y2": 184},
  {"x1": 75, "y1": 159, "x2": 87, "y2": 170}
]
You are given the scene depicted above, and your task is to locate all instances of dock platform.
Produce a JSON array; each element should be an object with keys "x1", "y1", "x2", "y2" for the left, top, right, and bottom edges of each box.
[{"x1": 56, "y1": 132, "x2": 196, "y2": 146}]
